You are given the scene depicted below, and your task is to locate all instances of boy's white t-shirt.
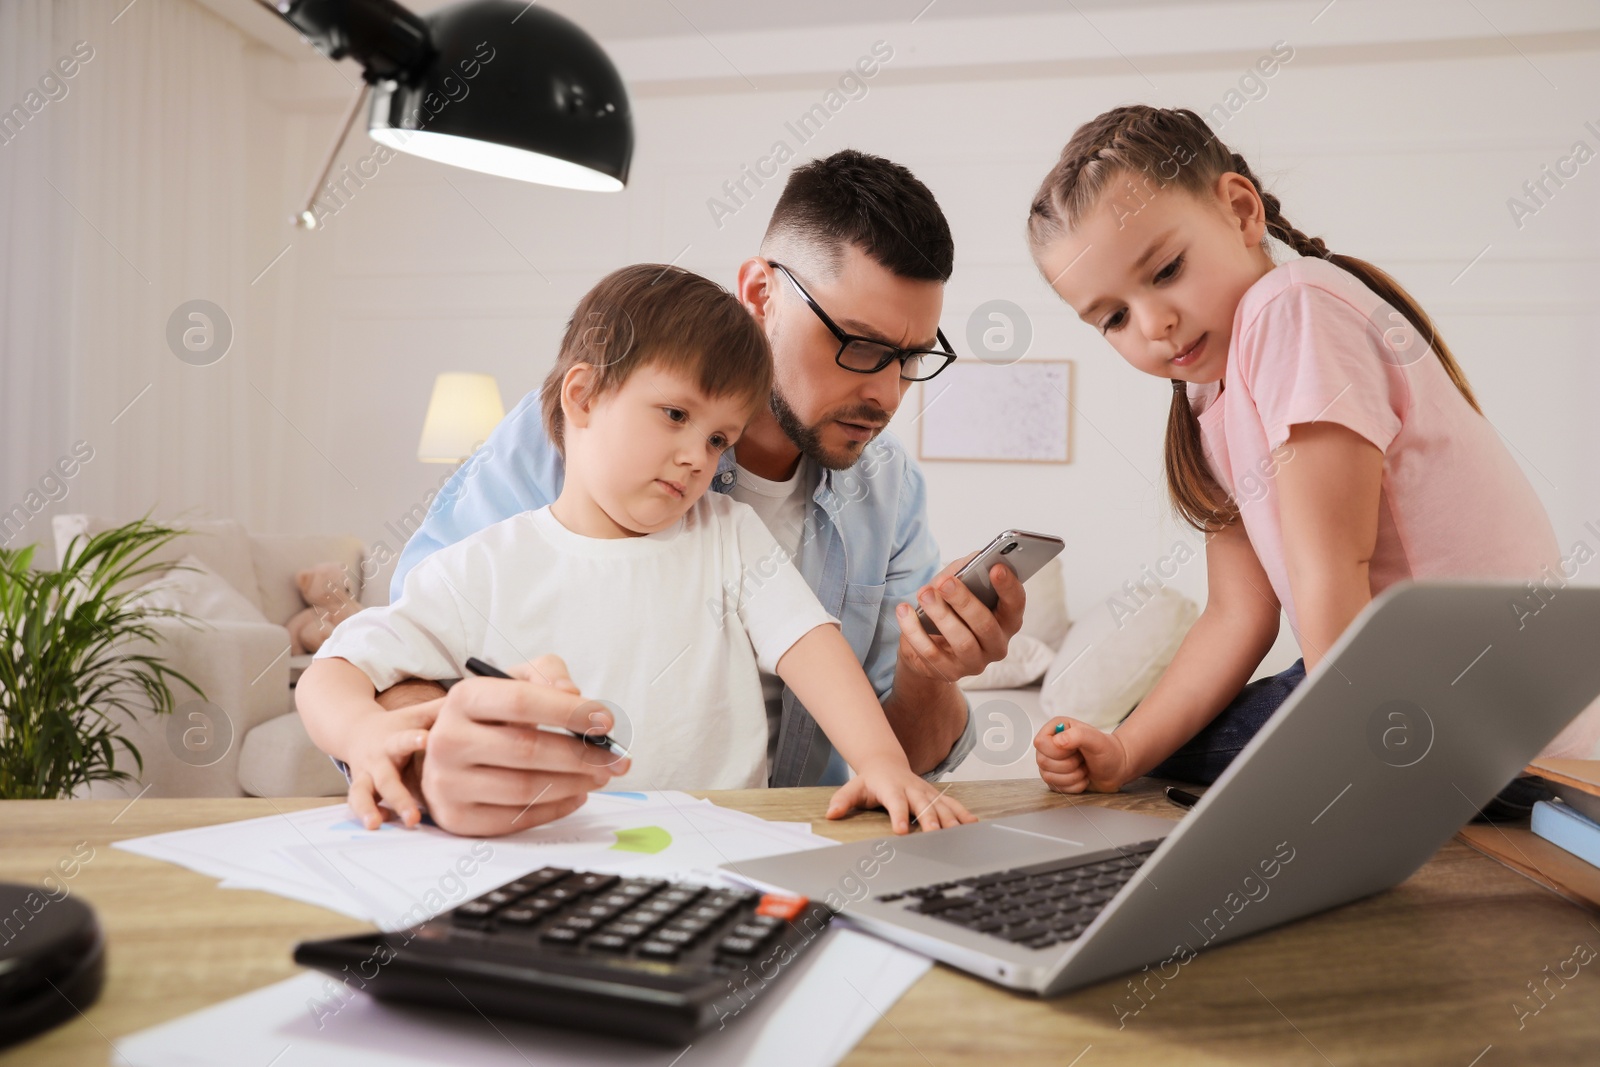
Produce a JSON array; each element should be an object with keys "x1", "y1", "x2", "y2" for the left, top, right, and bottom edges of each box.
[{"x1": 315, "y1": 493, "x2": 838, "y2": 791}]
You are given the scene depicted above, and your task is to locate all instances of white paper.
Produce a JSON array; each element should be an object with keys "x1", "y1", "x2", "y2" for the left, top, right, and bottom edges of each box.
[
  {"x1": 111, "y1": 927, "x2": 931, "y2": 1067},
  {"x1": 114, "y1": 791, "x2": 836, "y2": 928}
]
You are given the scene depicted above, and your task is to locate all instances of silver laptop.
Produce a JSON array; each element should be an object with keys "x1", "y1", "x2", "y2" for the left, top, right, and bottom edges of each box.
[{"x1": 727, "y1": 581, "x2": 1600, "y2": 995}]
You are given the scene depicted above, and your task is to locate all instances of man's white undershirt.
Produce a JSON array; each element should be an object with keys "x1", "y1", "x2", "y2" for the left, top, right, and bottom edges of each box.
[{"x1": 729, "y1": 457, "x2": 812, "y2": 770}]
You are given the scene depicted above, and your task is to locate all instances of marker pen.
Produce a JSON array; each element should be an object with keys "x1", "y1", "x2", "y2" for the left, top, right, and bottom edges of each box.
[{"x1": 463, "y1": 657, "x2": 631, "y2": 759}]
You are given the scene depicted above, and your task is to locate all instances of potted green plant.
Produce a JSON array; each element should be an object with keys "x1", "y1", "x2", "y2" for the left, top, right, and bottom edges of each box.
[{"x1": 0, "y1": 514, "x2": 207, "y2": 799}]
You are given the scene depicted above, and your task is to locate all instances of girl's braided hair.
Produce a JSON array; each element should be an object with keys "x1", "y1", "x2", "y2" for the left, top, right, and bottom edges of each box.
[{"x1": 1027, "y1": 106, "x2": 1479, "y2": 531}]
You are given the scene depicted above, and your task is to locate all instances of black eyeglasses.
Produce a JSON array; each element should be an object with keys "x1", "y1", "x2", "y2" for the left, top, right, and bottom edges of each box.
[{"x1": 767, "y1": 261, "x2": 957, "y2": 382}]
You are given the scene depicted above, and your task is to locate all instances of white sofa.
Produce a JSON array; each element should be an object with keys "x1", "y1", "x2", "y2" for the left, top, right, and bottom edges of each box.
[{"x1": 52, "y1": 514, "x2": 397, "y2": 799}]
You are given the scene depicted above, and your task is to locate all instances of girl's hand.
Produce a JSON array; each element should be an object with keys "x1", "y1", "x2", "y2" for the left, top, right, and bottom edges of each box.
[
  {"x1": 824, "y1": 761, "x2": 978, "y2": 833},
  {"x1": 344, "y1": 703, "x2": 438, "y2": 830},
  {"x1": 1034, "y1": 717, "x2": 1131, "y2": 794}
]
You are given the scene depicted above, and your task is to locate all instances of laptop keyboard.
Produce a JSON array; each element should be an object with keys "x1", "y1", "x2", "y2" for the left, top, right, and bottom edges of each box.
[{"x1": 876, "y1": 840, "x2": 1162, "y2": 951}]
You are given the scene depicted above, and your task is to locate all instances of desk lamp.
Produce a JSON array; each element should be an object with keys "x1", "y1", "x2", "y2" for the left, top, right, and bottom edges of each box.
[{"x1": 258, "y1": 0, "x2": 633, "y2": 226}]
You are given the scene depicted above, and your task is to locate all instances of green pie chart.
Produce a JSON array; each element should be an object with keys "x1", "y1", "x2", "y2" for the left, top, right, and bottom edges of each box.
[{"x1": 610, "y1": 825, "x2": 672, "y2": 854}]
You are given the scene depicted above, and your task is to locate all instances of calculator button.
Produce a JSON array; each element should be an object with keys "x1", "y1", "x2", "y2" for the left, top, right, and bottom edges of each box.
[
  {"x1": 499, "y1": 908, "x2": 537, "y2": 926},
  {"x1": 606, "y1": 923, "x2": 649, "y2": 939},
  {"x1": 638, "y1": 941, "x2": 680, "y2": 959},
  {"x1": 541, "y1": 927, "x2": 581, "y2": 943},
  {"x1": 717, "y1": 936, "x2": 759, "y2": 955},
  {"x1": 587, "y1": 934, "x2": 630, "y2": 952},
  {"x1": 573, "y1": 874, "x2": 620, "y2": 893},
  {"x1": 654, "y1": 929, "x2": 694, "y2": 945},
  {"x1": 755, "y1": 895, "x2": 808, "y2": 921},
  {"x1": 451, "y1": 901, "x2": 495, "y2": 925},
  {"x1": 561, "y1": 916, "x2": 600, "y2": 931},
  {"x1": 730, "y1": 923, "x2": 774, "y2": 941},
  {"x1": 483, "y1": 890, "x2": 516, "y2": 906}
]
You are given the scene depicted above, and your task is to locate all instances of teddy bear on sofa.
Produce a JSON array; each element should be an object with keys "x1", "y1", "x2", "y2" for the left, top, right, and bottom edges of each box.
[{"x1": 288, "y1": 562, "x2": 363, "y2": 655}]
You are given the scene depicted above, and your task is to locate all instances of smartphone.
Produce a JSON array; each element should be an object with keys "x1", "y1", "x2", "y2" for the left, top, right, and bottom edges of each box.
[{"x1": 916, "y1": 529, "x2": 1066, "y2": 635}]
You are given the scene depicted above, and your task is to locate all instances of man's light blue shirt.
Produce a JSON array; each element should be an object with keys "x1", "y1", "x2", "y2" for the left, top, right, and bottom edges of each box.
[{"x1": 390, "y1": 389, "x2": 975, "y2": 787}]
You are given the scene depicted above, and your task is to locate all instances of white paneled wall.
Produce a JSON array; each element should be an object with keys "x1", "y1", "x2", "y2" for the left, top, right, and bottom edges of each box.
[
  {"x1": 26, "y1": 1, "x2": 1592, "y2": 679},
  {"x1": 262, "y1": 9, "x2": 1599, "y2": 677}
]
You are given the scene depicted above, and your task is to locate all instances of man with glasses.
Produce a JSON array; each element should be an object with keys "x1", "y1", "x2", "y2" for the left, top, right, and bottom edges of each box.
[{"x1": 371, "y1": 150, "x2": 1025, "y2": 836}]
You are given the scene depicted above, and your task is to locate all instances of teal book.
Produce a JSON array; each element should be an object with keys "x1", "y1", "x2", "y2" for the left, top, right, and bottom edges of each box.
[{"x1": 1531, "y1": 799, "x2": 1600, "y2": 870}]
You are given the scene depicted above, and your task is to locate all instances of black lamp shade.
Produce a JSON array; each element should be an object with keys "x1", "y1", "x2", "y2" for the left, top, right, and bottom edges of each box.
[{"x1": 367, "y1": 0, "x2": 632, "y2": 191}]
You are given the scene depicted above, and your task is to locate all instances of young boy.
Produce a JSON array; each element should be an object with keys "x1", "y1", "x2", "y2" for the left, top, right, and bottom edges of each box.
[{"x1": 297, "y1": 264, "x2": 974, "y2": 836}]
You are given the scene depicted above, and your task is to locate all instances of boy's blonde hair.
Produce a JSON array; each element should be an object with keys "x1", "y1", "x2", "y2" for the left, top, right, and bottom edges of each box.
[{"x1": 541, "y1": 264, "x2": 774, "y2": 453}]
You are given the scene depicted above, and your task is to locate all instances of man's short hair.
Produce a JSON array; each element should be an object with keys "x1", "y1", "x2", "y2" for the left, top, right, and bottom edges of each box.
[
  {"x1": 761, "y1": 149, "x2": 954, "y2": 282},
  {"x1": 540, "y1": 264, "x2": 773, "y2": 453}
]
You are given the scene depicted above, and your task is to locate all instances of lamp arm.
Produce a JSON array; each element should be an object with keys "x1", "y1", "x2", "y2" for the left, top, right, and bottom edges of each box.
[
  {"x1": 291, "y1": 82, "x2": 370, "y2": 230},
  {"x1": 256, "y1": 0, "x2": 433, "y2": 82}
]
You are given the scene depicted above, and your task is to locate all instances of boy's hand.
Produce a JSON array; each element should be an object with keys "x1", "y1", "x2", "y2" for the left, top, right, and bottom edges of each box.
[
  {"x1": 824, "y1": 761, "x2": 978, "y2": 834},
  {"x1": 1034, "y1": 717, "x2": 1131, "y2": 794},
  {"x1": 344, "y1": 703, "x2": 438, "y2": 830}
]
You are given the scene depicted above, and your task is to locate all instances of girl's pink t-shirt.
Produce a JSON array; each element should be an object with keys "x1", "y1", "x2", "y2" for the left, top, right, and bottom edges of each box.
[{"x1": 1188, "y1": 257, "x2": 1598, "y2": 758}]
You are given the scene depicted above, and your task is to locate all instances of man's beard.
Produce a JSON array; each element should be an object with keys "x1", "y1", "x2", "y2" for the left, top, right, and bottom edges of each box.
[{"x1": 769, "y1": 387, "x2": 880, "y2": 472}]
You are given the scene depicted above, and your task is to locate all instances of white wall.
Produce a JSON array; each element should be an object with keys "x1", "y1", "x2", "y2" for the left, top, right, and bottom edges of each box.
[
  {"x1": 258, "y1": 3, "x2": 1600, "y2": 676},
  {"x1": 16, "y1": 1, "x2": 1597, "y2": 680}
]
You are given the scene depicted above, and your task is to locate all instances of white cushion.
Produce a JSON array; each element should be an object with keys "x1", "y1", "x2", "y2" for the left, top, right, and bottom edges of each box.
[
  {"x1": 1016, "y1": 556, "x2": 1070, "y2": 649},
  {"x1": 1039, "y1": 585, "x2": 1199, "y2": 731},
  {"x1": 958, "y1": 633, "x2": 1054, "y2": 690},
  {"x1": 359, "y1": 548, "x2": 399, "y2": 609},
  {"x1": 128, "y1": 554, "x2": 271, "y2": 624},
  {"x1": 53, "y1": 514, "x2": 263, "y2": 609},
  {"x1": 945, "y1": 685, "x2": 1053, "y2": 781},
  {"x1": 238, "y1": 712, "x2": 350, "y2": 798}
]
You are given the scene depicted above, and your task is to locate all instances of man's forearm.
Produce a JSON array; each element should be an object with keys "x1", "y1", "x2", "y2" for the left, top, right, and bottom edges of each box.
[
  {"x1": 881, "y1": 666, "x2": 967, "y2": 775},
  {"x1": 375, "y1": 677, "x2": 447, "y2": 711}
]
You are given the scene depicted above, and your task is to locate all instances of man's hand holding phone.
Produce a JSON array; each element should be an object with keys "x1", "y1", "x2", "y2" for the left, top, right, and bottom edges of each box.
[
  {"x1": 894, "y1": 530, "x2": 1061, "y2": 684},
  {"x1": 893, "y1": 550, "x2": 1027, "y2": 683}
]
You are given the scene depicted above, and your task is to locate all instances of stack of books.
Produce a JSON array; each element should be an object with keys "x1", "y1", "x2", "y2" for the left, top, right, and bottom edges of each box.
[
  {"x1": 1529, "y1": 761, "x2": 1600, "y2": 870},
  {"x1": 1457, "y1": 760, "x2": 1600, "y2": 911}
]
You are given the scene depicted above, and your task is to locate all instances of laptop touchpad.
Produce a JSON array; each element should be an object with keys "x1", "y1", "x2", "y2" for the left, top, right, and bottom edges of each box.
[{"x1": 893, "y1": 821, "x2": 1082, "y2": 872}]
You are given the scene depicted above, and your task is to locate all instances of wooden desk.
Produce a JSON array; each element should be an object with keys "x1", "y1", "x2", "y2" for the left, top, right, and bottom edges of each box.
[{"x1": 3, "y1": 779, "x2": 1597, "y2": 1066}]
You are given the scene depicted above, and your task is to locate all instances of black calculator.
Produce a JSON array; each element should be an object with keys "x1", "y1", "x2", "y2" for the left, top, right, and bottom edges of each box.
[{"x1": 293, "y1": 866, "x2": 834, "y2": 1045}]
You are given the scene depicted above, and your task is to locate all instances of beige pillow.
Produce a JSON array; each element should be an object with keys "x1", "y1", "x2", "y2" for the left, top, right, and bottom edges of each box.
[
  {"x1": 1039, "y1": 585, "x2": 1199, "y2": 730},
  {"x1": 958, "y1": 634, "x2": 1055, "y2": 691},
  {"x1": 127, "y1": 554, "x2": 271, "y2": 625}
]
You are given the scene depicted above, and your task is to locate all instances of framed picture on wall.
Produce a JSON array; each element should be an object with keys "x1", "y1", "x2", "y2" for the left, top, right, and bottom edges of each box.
[{"x1": 916, "y1": 360, "x2": 1074, "y2": 464}]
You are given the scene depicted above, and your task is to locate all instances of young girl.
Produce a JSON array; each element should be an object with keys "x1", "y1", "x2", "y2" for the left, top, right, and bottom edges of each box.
[{"x1": 1024, "y1": 105, "x2": 1600, "y2": 794}]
